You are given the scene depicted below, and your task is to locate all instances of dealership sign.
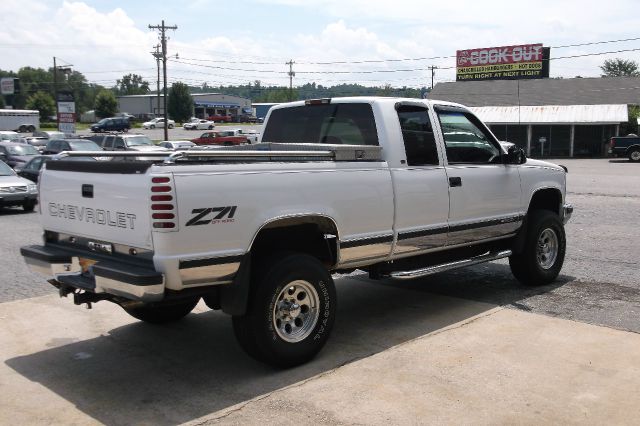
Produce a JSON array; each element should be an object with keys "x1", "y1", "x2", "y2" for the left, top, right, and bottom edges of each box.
[
  {"x1": 456, "y1": 44, "x2": 550, "y2": 81},
  {"x1": 1, "y1": 78, "x2": 16, "y2": 95},
  {"x1": 57, "y1": 92, "x2": 76, "y2": 134}
]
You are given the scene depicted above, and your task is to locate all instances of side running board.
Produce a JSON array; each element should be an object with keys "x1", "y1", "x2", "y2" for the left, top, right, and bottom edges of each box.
[{"x1": 385, "y1": 250, "x2": 512, "y2": 280}]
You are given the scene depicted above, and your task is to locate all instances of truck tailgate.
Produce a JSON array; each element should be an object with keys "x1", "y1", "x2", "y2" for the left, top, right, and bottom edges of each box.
[{"x1": 39, "y1": 164, "x2": 153, "y2": 250}]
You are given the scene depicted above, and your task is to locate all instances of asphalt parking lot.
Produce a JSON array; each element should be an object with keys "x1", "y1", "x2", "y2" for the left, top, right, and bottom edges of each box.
[{"x1": 1, "y1": 158, "x2": 639, "y2": 424}]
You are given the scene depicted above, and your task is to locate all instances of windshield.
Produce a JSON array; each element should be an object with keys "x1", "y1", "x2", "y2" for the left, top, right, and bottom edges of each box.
[
  {"x1": 97, "y1": 118, "x2": 108, "y2": 125},
  {"x1": 0, "y1": 161, "x2": 15, "y2": 176},
  {"x1": 126, "y1": 136, "x2": 153, "y2": 146},
  {"x1": 7, "y1": 144, "x2": 39, "y2": 155},
  {"x1": 68, "y1": 140, "x2": 102, "y2": 151}
]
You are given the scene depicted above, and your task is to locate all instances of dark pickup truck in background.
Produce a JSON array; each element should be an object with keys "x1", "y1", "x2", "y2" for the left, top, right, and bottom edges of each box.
[{"x1": 610, "y1": 135, "x2": 640, "y2": 162}]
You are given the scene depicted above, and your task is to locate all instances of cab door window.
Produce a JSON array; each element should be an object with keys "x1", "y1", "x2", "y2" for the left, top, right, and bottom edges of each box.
[
  {"x1": 397, "y1": 105, "x2": 439, "y2": 166},
  {"x1": 436, "y1": 110, "x2": 501, "y2": 164}
]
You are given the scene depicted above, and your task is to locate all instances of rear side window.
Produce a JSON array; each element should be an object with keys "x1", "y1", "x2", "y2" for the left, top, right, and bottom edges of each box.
[
  {"x1": 262, "y1": 103, "x2": 379, "y2": 146},
  {"x1": 397, "y1": 105, "x2": 439, "y2": 166}
]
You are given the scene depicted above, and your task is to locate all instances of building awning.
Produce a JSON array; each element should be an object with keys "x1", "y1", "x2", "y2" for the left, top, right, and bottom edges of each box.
[
  {"x1": 469, "y1": 104, "x2": 628, "y2": 125},
  {"x1": 194, "y1": 101, "x2": 240, "y2": 108}
]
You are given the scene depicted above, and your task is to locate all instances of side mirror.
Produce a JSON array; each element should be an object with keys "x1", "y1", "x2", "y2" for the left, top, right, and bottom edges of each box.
[{"x1": 506, "y1": 145, "x2": 526, "y2": 165}]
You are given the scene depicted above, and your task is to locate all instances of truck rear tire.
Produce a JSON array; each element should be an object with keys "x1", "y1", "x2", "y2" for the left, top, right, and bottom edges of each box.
[
  {"x1": 232, "y1": 253, "x2": 337, "y2": 368},
  {"x1": 628, "y1": 148, "x2": 640, "y2": 162},
  {"x1": 122, "y1": 297, "x2": 200, "y2": 324},
  {"x1": 509, "y1": 210, "x2": 566, "y2": 286}
]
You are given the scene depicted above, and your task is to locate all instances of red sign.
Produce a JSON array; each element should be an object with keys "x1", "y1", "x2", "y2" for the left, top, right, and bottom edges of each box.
[
  {"x1": 456, "y1": 43, "x2": 549, "y2": 81},
  {"x1": 58, "y1": 112, "x2": 76, "y2": 123}
]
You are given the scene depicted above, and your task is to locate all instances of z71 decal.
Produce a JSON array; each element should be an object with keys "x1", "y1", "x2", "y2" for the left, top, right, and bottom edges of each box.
[{"x1": 186, "y1": 206, "x2": 237, "y2": 226}]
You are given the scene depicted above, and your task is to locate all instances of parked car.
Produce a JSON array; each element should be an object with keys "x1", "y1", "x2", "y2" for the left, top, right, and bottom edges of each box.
[
  {"x1": 609, "y1": 135, "x2": 640, "y2": 162},
  {"x1": 88, "y1": 134, "x2": 169, "y2": 153},
  {"x1": 24, "y1": 136, "x2": 49, "y2": 153},
  {"x1": 207, "y1": 114, "x2": 233, "y2": 123},
  {"x1": 13, "y1": 155, "x2": 51, "y2": 183},
  {"x1": 43, "y1": 138, "x2": 103, "y2": 155},
  {"x1": 234, "y1": 114, "x2": 259, "y2": 123},
  {"x1": 191, "y1": 130, "x2": 247, "y2": 146},
  {"x1": 158, "y1": 140, "x2": 196, "y2": 150},
  {"x1": 33, "y1": 130, "x2": 65, "y2": 140},
  {"x1": 0, "y1": 141, "x2": 40, "y2": 168},
  {"x1": 143, "y1": 118, "x2": 175, "y2": 129},
  {"x1": 229, "y1": 129, "x2": 259, "y2": 144},
  {"x1": 0, "y1": 159, "x2": 37, "y2": 211},
  {"x1": 90, "y1": 117, "x2": 131, "y2": 133},
  {"x1": 183, "y1": 119, "x2": 215, "y2": 130},
  {"x1": 0, "y1": 131, "x2": 22, "y2": 143}
]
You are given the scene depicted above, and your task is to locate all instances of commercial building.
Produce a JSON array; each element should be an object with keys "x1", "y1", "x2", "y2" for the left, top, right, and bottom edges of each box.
[
  {"x1": 117, "y1": 93, "x2": 253, "y2": 120},
  {"x1": 429, "y1": 76, "x2": 640, "y2": 157}
]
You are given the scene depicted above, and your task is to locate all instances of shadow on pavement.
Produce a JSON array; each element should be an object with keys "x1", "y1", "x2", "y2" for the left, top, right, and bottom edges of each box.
[
  {"x1": 608, "y1": 159, "x2": 635, "y2": 163},
  {"x1": 6, "y1": 264, "x2": 569, "y2": 425},
  {"x1": 0, "y1": 207, "x2": 35, "y2": 216}
]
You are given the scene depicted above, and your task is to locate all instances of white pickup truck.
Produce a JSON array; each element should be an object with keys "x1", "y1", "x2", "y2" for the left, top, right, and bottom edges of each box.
[{"x1": 21, "y1": 97, "x2": 572, "y2": 367}]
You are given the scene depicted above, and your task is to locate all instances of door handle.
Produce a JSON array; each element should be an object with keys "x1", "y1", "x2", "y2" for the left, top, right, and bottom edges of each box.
[{"x1": 449, "y1": 177, "x2": 462, "y2": 187}]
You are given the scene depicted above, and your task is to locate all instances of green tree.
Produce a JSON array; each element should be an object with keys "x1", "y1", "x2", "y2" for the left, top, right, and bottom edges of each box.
[
  {"x1": 600, "y1": 58, "x2": 640, "y2": 77},
  {"x1": 94, "y1": 90, "x2": 118, "y2": 118},
  {"x1": 114, "y1": 73, "x2": 150, "y2": 96},
  {"x1": 167, "y1": 82, "x2": 193, "y2": 122},
  {"x1": 25, "y1": 91, "x2": 55, "y2": 121}
]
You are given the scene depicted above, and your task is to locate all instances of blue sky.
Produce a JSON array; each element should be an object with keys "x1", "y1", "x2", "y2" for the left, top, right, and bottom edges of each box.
[{"x1": 1, "y1": 0, "x2": 640, "y2": 88}]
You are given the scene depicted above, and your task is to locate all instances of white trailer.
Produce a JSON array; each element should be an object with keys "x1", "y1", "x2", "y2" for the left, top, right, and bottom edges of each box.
[{"x1": 0, "y1": 109, "x2": 39, "y2": 132}]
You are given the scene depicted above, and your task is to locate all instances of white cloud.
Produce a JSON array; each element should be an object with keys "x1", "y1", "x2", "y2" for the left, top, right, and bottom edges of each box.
[{"x1": 1, "y1": 1, "x2": 155, "y2": 85}]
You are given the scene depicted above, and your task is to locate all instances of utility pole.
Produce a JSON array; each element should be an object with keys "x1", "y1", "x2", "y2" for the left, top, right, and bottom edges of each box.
[
  {"x1": 428, "y1": 66, "x2": 438, "y2": 90},
  {"x1": 149, "y1": 20, "x2": 177, "y2": 141},
  {"x1": 53, "y1": 57, "x2": 59, "y2": 129},
  {"x1": 286, "y1": 59, "x2": 295, "y2": 102},
  {"x1": 151, "y1": 44, "x2": 161, "y2": 118}
]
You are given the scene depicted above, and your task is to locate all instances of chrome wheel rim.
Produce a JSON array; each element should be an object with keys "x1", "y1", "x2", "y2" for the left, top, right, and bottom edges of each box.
[
  {"x1": 537, "y1": 228, "x2": 559, "y2": 270},
  {"x1": 631, "y1": 151, "x2": 640, "y2": 161},
  {"x1": 273, "y1": 280, "x2": 319, "y2": 343}
]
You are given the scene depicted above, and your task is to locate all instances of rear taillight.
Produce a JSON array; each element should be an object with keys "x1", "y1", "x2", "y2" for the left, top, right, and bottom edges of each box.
[
  {"x1": 150, "y1": 174, "x2": 177, "y2": 231},
  {"x1": 610, "y1": 138, "x2": 615, "y2": 148}
]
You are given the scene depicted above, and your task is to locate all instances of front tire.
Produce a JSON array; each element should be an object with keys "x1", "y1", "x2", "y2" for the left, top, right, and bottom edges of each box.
[
  {"x1": 23, "y1": 201, "x2": 35, "y2": 212},
  {"x1": 232, "y1": 253, "x2": 337, "y2": 368},
  {"x1": 168, "y1": 124, "x2": 174, "y2": 129},
  {"x1": 509, "y1": 210, "x2": 566, "y2": 286},
  {"x1": 628, "y1": 148, "x2": 640, "y2": 162},
  {"x1": 122, "y1": 297, "x2": 200, "y2": 324}
]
